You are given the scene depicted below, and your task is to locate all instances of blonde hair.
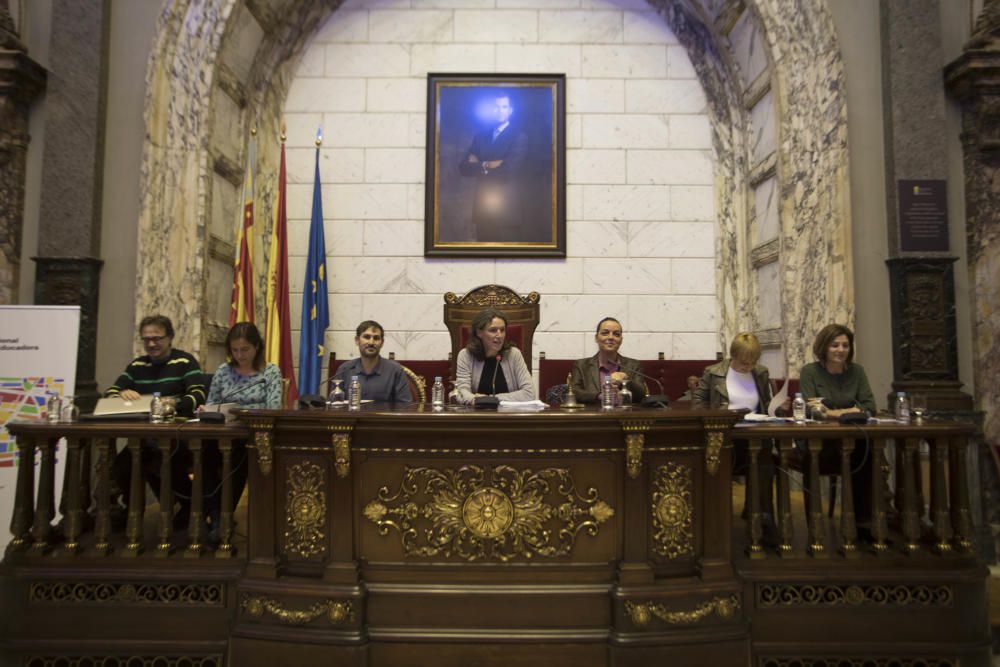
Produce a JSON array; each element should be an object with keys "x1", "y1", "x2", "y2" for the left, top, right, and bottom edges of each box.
[{"x1": 729, "y1": 332, "x2": 761, "y2": 364}]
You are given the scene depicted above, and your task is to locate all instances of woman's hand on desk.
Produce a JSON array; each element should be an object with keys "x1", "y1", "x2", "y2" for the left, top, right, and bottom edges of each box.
[{"x1": 610, "y1": 371, "x2": 628, "y2": 385}]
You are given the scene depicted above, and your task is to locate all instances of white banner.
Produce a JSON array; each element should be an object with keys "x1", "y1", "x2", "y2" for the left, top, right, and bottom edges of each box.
[{"x1": 0, "y1": 306, "x2": 80, "y2": 551}]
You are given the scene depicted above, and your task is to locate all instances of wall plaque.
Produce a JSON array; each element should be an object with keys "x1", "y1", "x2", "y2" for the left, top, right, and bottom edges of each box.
[{"x1": 898, "y1": 180, "x2": 949, "y2": 252}]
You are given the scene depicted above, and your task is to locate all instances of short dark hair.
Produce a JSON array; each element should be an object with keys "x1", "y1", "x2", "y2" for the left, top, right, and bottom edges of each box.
[
  {"x1": 139, "y1": 314, "x2": 174, "y2": 338},
  {"x1": 812, "y1": 323, "x2": 855, "y2": 365},
  {"x1": 355, "y1": 320, "x2": 384, "y2": 338},
  {"x1": 595, "y1": 317, "x2": 622, "y2": 334},
  {"x1": 466, "y1": 308, "x2": 513, "y2": 360},
  {"x1": 226, "y1": 321, "x2": 265, "y2": 370}
]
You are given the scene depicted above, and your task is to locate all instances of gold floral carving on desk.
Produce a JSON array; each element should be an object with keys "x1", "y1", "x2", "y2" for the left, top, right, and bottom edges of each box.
[
  {"x1": 241, "y1": 593, "x2": 352, "y2": 625},
  {"x1": 253, "y1": 430, "x2": 273, "y2": 476},
  {"x1": 283, "y1": 461, "x2": 326, "y2": 559},
  {"x1": 329, "y1": 424, "x2": 353, "y2": 478},
  {"x1": 625, "y1": 594, "x2": 740, "y2": 628},
  {"x1": 703, "y1": 420, "x2": 729, "y2": 476},
  {"x1": 651, "y1": 463, "x2": 694, "y2": 559},
  {"x1": 363, "y1": 465, "x2": 613, "y2": 561},
  {"x1": 621, "y1": 420, "x2": 652, "y2": 479}
]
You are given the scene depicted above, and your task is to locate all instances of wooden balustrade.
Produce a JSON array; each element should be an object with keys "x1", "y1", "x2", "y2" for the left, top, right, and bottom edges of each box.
[
  {"x1": 737, "y1": 420, "x2": 976, "y2": 559},
  {"x1": 3, "y1": 420, "x2": 247, "y2": 559}
]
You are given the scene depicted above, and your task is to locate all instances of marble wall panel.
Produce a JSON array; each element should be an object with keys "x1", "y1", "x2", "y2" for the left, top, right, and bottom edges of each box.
[
  {"x1": 568, "y1": 79, "x2": 625, "y2": 113},
  {"x1": 405, "y1": 257, "x2": 496, "y2": 294},
  {"x1": 625, "y1": 332, "x2": 674, "y2": 359},
  {"x1": 399, "y1": 332, "x2": 452, "y2": 360},
  {"x1": 409, "y1": 43, "x2": 495, "y2": 75},
  {"x1": 568, "y1": 221, "x2": 628, "y2": 258},
  {"x1": 495, "y1": 259, "x2": 585, "y2": 294},
  {"x1": 627, "y1": 221, "x2": 714, "y2": 258},
  {"x1": 285, "y1": 77, "x2": 365, "y2": 112},
  {"x1": 729, "y1": 9, "x2": 768, "y2": 88},
  {"x1": 457, "y1": 10, "x2": 537, "y2": 42},
  {"x1": 582, "y1": 114, "x2": 670, "y2": 149},
  {"x1": 628, "y1": 294, "x2": 716, "y2": 332},
  {"x1": 671, "y1": 258, "x2": 716, "y2": 295},
  {"x1": 367, "y1": 78, "x2": 428, "y2": 112},
  {"x1": 320, "y1": 113, "x2": 410, "y2": 147},
  {"x1": 363, "y1": 220, "x2": 423, "y2": 256},
  {"x1": 671, "y1": 185, "x2": 715, "y2": 220},
  {"x1": 624, "y1": 10, "x2": 679, "y2": 44},
  {"x1": 312, "y1": 9, "x2": 368, "y2": 43},
  {"x1": 581, "y1": 185, "x2": 670, "y2": 221},
  {"x1": 539, "y1": 294, "x2": 625, "y2": 332},
  {"x1": 219, "y1": 4, "x2": 264, "y2": 83},
  {"x1": 364, "y1": 148, "x2": 425, "y2": 183},
  {"x1": 209, "y1": 86, "x2": 243, "y2": 161},
  {"x1": 568, "y1": 149, "x2": 627, "y2": 184},
  {"x1": 627, "y1": 149, "x2": 714, "y2": 185},
  {"x1": 363, "y1": 292, "x2": 443, "y2": 331},
  {"x1": 495, "y1": 45, "x2": 583, "y2": 77},
  {"x1": 668, "y1": 114, "x2": 713, "y2": 149},
  {"x1": 749, "y1": 89, "x2": 776, "y2": 165},
  {"x1": 756, "y1": 260, "x2": 781, "y2": 328},
  {"x1": 327, "y1": 183, "x2": 409, "y2": 219},
  {"x1": 673, "y1": 332, "x2": 718, "y2": 360},
  {"x1": 325, "y1": 44, "x2": 410, "y2": 77},
  {"x1": 753, "y1": 176, "x2": 779, "y2": 243},
  {"x1": 286, "y1": 148, "x2": 364, "y2": 184},
  {"x1": 626, "y1": 79, "x2": 707, "y2": 114},
  {"x1": 533, "y1": 332, "x2": 589, "y2": 362},
  {"x1": 582, "y1": 258, "x2": 672, "y2": 294},
  {"x1": 582, "y1": 45, "x2": 668, "y2": 78},
  {"x1": 282, "y1": 112, "x2": 323, "y2": 147},
  {"x1": 539, "y1": 10, "x2": 624, "y2": 44},
  {"x1": 370, "y1": 9, "x2": 453, "y2": 42}
]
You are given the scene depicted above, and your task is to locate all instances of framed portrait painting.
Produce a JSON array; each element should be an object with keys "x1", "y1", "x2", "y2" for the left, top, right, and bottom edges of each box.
[{"x1": 424, "y1": 73, "x2": 566, "y2": 257}]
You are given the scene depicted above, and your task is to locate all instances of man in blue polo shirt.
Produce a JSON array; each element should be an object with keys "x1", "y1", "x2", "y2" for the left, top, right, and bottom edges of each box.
[{"x1": 333, "y1": 320, "x2": 412, "y2": 404}]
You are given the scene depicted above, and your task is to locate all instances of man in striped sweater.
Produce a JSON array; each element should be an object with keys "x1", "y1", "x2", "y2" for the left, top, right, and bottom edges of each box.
[{"x1": 106, "y1": 315, "x2": 206, "y2": 529}]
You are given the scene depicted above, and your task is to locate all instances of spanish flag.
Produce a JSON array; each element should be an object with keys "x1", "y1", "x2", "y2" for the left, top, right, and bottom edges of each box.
[
  {"x1": 265, "y1": 129, "x2": 298, "y2": 404},
  {"x1": 229, "y1": 131, "x2": 256, "y2": 326}
]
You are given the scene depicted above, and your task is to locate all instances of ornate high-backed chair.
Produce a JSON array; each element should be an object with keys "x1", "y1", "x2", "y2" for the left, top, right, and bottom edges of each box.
[{"x1": 443, "y1": 285, "x2": 540, "y2": 377}]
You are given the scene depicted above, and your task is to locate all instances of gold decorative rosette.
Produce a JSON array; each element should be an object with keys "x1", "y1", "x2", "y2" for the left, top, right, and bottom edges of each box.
[
  {"x1": 363, "y1": 465, "x2": 613, "y2": 561},
  {"x1": 651, "y1": 463, "x2": 694, "y2": 559}
]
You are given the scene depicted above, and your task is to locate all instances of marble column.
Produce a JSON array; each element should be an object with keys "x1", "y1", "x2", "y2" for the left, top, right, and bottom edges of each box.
[
  {"x1": 0, "y1": 4, "x2": 45, "y2": 304},
  {"x1": 945, "y1": 2, "x2": 1000, "y2": 449},
  {"x1": 32, "y1": 0, "x2": 110, "y2": 409},
  {"x1": 880, "y1": 0, "x2": 972, "y2": 411}
]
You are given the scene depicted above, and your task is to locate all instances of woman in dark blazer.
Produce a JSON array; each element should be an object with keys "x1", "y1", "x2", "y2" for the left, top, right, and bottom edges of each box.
[
  {"x1": 569, "y1": 317, "x2": 647, "y2": 405},
  {"x1": 693, "y1": 332, "x2": 777, "y2": 520}
]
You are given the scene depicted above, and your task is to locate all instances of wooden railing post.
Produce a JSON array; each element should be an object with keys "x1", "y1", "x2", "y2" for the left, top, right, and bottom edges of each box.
[
  {"x1": 776, "y1": 437, "x2": 795, "y2": 557},
  {"x1": 871, "y1": 437, "x2": 890, "y2": 556},
  {"x1": 30, "y1": 437, "x2": 57, "y2": 554},
  {"x1": 901, "y1": 437, "x2": 921, "y2": 554},
  {"x1": 838, "y1": 437, "x2": 858, "y2": 558},
  {"x1": 124, "y1": 437, "x2": 145, "y2": 557},
  {"x1": 7, "y1": 435, "x2": 36, "y2": 553},
  {"x1": 949, "y1": 435, "x2": 973, "y2": 551},
  {"x1": 156, "y1": 436, "x2": 174, "y2": 556},
  {"x1": 216, "y1": 437, "x2": 235, "y2": 558},
  {"x1": 186, "y1": 438, "x2": 205, "y2": 557},
  {"x1": 929, "y1": 437, "x2": 953, "y2": 554},
  {"x1": 92, "y1": 437, "x2": 112, "y2": 555},
  {"x1": 746, "y1": 438, "x2": 764, "y2": 559},
  {"x1": 61, "y1": 436, "x2": 84, "y2": 555},
  {"x1": 806, "y1": 438, "x2": 826, "y2": 557}
]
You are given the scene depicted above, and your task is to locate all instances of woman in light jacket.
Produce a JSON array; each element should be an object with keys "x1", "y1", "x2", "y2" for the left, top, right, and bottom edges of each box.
[{"x1": 453, "y1": 308, "x2": 534, "y2": 405}]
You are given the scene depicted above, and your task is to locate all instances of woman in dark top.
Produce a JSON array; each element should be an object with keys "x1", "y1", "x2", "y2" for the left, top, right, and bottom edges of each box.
[{"x1": 798, "y1": 324, "x2": 878, "y2": 526}]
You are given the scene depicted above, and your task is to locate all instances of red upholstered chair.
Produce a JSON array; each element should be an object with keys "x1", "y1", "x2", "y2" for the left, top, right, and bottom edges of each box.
[{"x1": 443, "y1": 285, "x2": 540, "y2": 378}]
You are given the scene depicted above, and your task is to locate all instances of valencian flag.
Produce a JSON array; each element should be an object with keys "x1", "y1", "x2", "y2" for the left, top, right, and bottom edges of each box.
[
  {"x1": 265, "y1": 127, "x2": 298, "y2": 404},
  {"x1": 298, "y1": 130, "x2": 329, "y2": 396},
  {"x1": 230, "y1": 129, "x2": 256, "y2": 326}
]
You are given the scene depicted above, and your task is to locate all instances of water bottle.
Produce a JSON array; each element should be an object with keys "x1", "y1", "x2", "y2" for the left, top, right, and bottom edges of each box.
[
  {"x1": 895, "y1": 391, "x2": 911, "y2": 424},
  {"x1": 348, "y1": 376, "x2": 362, "y2": 411},
  {"x1": 601, "y1": 377, "x2": 615, "y2": 410},
  {"x1": 46, "y1": 392, "x2": 62, "y2": 423},
  {"x1": 432, "y1": 376, "x2": 445, "y2": 409},
  {"x1": 792, "y1": 392, "x2": 806, "y2": 424},
  {"x1": 150, "y1": 392, "x2": 165, "y2": 423}
]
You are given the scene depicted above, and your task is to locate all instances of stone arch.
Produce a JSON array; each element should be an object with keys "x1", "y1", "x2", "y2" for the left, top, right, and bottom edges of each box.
[{"x1": 136, "y1": 0, "x2": 850, "y2": 374}]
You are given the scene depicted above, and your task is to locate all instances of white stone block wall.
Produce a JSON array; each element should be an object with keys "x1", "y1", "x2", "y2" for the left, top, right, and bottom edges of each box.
[{"x1": 282, "y1": 1, "x2": 718, "y2": 376}]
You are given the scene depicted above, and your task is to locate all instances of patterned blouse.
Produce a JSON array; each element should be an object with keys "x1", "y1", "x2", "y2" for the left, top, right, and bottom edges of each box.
[{"x1": 206, "y1": 362, "x2": 283, "y2": 409}]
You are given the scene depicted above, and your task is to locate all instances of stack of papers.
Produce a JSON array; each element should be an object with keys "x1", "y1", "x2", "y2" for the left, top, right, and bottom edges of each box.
[{"x1": 498, "y1": 400, "x2": 548, "y2": 411}]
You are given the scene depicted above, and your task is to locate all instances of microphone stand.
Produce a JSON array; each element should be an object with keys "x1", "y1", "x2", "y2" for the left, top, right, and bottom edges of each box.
[{"x1": 629, "y1": 369, "x2": 670, "y2": 408}]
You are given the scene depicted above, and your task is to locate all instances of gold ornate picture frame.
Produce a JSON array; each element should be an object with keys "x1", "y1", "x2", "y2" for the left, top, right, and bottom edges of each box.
[{"x1": 424, "y1": 73, "x2": 566, "y2": 258}]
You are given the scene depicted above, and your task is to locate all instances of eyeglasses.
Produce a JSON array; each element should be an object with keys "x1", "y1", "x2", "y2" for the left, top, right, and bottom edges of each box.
[{"x1": 140, "y1": 335, "x2": 168, "y2": 345}]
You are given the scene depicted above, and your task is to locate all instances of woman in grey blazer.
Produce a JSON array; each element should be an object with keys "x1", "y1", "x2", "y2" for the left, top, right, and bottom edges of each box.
[{"x1": 453, "y1": 308, "x2": 535, "y2": 405}]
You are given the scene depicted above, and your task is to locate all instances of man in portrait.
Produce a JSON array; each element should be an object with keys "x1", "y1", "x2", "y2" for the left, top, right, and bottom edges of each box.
[{"x1": 457, "y1": 93, "x2": 530, "y2": 242}]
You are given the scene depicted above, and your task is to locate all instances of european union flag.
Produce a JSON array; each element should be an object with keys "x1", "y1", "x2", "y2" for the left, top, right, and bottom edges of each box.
[{"x1": 298, "y1": 145, "x2": 329, "y2": 395}]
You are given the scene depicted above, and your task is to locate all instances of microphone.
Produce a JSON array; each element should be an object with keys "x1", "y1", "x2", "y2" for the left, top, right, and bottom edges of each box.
[
  {"x1": 628, "y1": 368, "x2": 670, "y2": 408},
  {"x1": 490, "y1": 354, "x2": 501, "y2": 395},
  {"x1": 299, "y1": 373, "x2": 342, "y2": 409}
]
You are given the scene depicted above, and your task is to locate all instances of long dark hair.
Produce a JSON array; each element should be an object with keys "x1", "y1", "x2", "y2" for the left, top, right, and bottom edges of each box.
[
  {"x1": 227, "y1": 321, "x2": 265, "y2": 370},
  {"x1": 812, "y1": 323, "x2": 855, "y2": 366},
  {"x1": 465, "y1": 308, "x2": 514, "y2": 361}
]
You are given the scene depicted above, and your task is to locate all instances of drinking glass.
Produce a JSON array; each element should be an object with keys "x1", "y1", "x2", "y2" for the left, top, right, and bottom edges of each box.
[
  {"x1": 911, "y1": 394, "x2": 927, "y2": 422},
  {"x1": 328, "y1": 379, "x2": 346, "y2": 408}
]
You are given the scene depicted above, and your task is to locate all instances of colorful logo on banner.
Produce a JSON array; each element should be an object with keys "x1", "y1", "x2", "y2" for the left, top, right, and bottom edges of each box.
[{"x1": 0, "y1": 377, "x2": 62, "y2": 467}]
